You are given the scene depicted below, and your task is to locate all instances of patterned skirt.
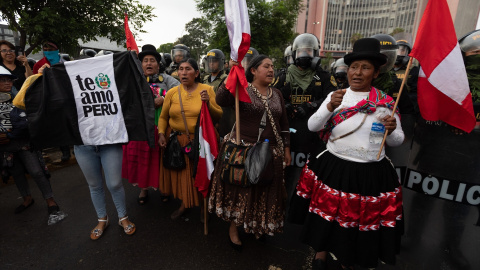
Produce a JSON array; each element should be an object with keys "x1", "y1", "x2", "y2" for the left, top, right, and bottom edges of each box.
[
  {"x1": 289, "y1": 151, "x2": 403, "y2": 268},
  {"x1": 208, "y1": 139, "x2": 287, "y2": 238}
]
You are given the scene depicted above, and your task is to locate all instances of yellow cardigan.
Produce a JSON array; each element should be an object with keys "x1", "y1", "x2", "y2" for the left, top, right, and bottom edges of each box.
[{"x1": 158, "y1": 83, "x2": 222, "y2": 134}]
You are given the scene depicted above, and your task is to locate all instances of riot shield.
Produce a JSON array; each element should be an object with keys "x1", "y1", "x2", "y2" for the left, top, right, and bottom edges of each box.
[{"x1": 396, "y1": 118, "x2": 480, "y2": 270}]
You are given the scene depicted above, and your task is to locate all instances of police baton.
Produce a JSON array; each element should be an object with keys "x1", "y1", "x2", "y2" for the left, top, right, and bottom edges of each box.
[{"x1": 376, "y1": 57, "x2": 414, "y2": 160}]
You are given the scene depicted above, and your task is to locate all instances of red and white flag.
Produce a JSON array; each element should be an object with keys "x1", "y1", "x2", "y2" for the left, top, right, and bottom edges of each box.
[
  {"x1": 410, "y1": 0, "x2": 475, "y2": 132},
  {"x1": 195, "y1": 101, "x2": 219, "y2": 198},
  {"x1": 124, "y1": 12, "x2": 139, "y2": 53},
  {"x1": 224, "y1": 0, "x2": 251, "y2": 103}
]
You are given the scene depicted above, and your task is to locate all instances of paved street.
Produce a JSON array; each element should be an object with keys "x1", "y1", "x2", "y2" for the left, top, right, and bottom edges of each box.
[{"x1": 0, "y1": 162, "x2": 316, "y2": 270}]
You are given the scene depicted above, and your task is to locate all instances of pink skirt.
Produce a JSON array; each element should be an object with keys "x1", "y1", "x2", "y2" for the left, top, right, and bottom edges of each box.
[{"x1": 122, "y1": 126, "x2": 160, "y2": 189}]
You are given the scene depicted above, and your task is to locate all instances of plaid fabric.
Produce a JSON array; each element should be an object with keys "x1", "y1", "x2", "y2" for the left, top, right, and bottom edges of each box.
[{"x1": 319, "y1": 87, "x2": 398, "y2": 142}]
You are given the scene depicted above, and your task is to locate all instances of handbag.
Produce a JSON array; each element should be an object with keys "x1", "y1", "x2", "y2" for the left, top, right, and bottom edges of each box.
[
  {"x1": 220, "y1": 85, "x2": 284, "y2": 187},
  {"x1": 220, "y1": 141, "x2": 251, "y2": 187},
  {"x1": 163, "y1": 131, "x2": 186, "y2": 170},
  {"x1": 245, "y1": 85, "x2": 284, "y2": 186}
]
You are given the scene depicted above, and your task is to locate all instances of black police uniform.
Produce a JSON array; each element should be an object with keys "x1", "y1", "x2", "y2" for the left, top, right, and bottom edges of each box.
[
  {"x1": 280, "y1": 67, "x2": 336, "y2": 167},
  {"x1": 373, "y1": 70, "x2": 416, "y2": 115}
]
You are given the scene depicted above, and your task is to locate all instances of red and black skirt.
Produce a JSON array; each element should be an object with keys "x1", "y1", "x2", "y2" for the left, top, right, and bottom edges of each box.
[{"x1": 289, "y1": 151, "x2": 403, "y2": 268}]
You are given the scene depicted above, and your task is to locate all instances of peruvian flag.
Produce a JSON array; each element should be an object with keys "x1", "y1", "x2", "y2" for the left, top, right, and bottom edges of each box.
[
  {"x1": 410, "y1": 0, "x2": 475, "y2": 132},
  {"x1": 194, "y1": 101, "x2": 219, "y2": 198},
  {"x1": 224, "y1": 0, "x2": 251, "y2": 103},
  {"x1": 124, "y1": 12, "x2": 139, "y2": 53}
]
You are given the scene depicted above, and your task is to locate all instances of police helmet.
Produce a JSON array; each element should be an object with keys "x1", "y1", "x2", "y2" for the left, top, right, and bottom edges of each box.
[
  {"x1": 292, "y1": 33, "x2": 320, "y2": 69},
  {"x1": 80, "y1": 49, "x2": 97, "y2": 58},
  {"x1": 27, "y1": 58, "x2": 36, "y2": 70},
  {"x1": 459, "y1": 29, "x2": 480, "y2": 54},
  {"x1": 395, "y1": 40, "x2": 411, "y2": 66},
  {"x1": 171, "y1": 44, "x2": 190, "y2": 64},
  {"x1": 241, "y1": 47, "x2": 259, "y2": 68},
  {"x1": 333, "y1": 58, "x2": 348, "y2": 77},
  {"x1": 370, "y1": 34, "x2": 398, "y2": 73},
  {"x1": 205, "y1": 49, "x2": 225, "y2": 73},
  {"x1": 163, "y1": 53, "x2": 173, "y2": 67},
  {"x1": 284, "y1": 45, "x2": 294, "y2": 66},
  {"x1": 96, "y1": 50, "x2": 113, "y2": 57},
  {"x1": 60, "y1": 54, "x2": 71, "y2": 61}
]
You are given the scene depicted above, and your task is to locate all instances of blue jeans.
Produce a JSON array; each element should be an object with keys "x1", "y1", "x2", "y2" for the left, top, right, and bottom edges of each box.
[{"x1": 74, "y1": 144, "x2": 127, "y2": 219}]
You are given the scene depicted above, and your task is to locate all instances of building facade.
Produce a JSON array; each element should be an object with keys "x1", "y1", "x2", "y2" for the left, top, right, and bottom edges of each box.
[{"x1": 296, "y1": 0, "x2": 480, "y2": 58}]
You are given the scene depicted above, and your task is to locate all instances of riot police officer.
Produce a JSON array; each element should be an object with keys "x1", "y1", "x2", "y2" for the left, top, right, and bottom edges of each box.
[
  {"x1": 394, "y1": 39, "x2": 419, "y2": 108},
  {"x1": 370, "y1": 34, "x2": 415, "y2": 115},
  {"x1": 459, "y1": 29, "x2": 480, "y2": 104},
  {"x1": 166, "y1": 44, "x2": 190, "y2": 79},
  {"x1": 332, "y1": 57, "x2": 349, "y2": 89},
  {"x1": 272, "y1": 45, "x2": 293, "y2": 89},
  {"x1": 202, "y1": 49, "x2": 232, "y2": 138},
  {"x1": 203, "y1": 49, "x2": 227, "y2": 92},
  {"x1": 240, "y1": 47, "x2": 258, "y2": 69},
  {"x1": 280, "y1": 33, "x2": 335, "y2": 198}
]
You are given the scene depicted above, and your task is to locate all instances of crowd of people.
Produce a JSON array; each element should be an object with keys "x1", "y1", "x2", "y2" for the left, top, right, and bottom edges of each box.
[{"x1": 1, "y1": 27, "x2": 479, "y2": 269}]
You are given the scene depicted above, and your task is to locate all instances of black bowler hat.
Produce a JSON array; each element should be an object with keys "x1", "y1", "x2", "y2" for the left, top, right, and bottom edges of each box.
[
  {"x1": 138, "y1": 44, "x2": 162, "y2": 63},
  {"x1": 344, "y1": 38, "x2": 387, "y2": 66}
]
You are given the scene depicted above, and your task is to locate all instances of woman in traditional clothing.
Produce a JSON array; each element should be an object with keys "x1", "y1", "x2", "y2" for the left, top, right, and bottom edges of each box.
[
  {"x1": 158, "y1": 58, "x2": 222, "y2": 220},
  {"x1": 209, "y1": 55, "x2": 292, "y2": 251},
  {"x1": 289, "y1": 38, "x2": 404, "y2": 269},
  {"x1": 122, "y1": 44, "x2": 179, "y2": 204}
]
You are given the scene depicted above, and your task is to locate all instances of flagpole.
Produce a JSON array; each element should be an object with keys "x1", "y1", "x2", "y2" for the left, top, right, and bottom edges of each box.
[
  {"x1": 376, "y1": 57, "x2": 413, "y2": 160},
  {"x1": 235, "y1": 86, "x2": 241, "y2": 143}
]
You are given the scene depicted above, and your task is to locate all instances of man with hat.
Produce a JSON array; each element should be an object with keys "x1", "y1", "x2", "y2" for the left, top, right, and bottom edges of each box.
[
  {"x1": 122, "y1": 44, "x2": 179, "y2": 204},
  {"x1": 0, "y1": 66, "x2": 62, "y2": 216},
  {"x1": 290, "y1": 38, "x2": 404, "y2": 270}
]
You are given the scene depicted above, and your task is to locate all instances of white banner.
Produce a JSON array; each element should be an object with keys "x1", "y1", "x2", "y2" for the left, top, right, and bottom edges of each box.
[{"x1": 64, "y1": 54, "x2": 128, "y2": 145}]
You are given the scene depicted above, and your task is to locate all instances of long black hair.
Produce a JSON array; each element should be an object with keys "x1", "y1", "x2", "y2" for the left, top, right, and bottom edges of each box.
[
  {"x1": 178, "y1": 58, "x2": 201, "y2": 82},
  {"x1": 245, "y1": 54, "x2": 270, "y2": 83}
]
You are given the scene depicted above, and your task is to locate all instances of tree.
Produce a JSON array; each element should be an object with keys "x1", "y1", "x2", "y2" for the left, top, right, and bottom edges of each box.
[
  {"x1": 389, "y1": 27, "x2": 405, "y2": 36},
  {"x1": 195, "y1": 0, "x2": 303, "y2": 64},
  {"x1": 175, "y1": 17, "x2": 210, "y2": 61},
  {"x1": 0, "y1": 0, "x2": 155, "y2": 56},
  {"x1": 350, "y1": 33, "x2": 363, "y2": 47},
  {"x1": 157, "y1": 43, "x2": 174, "y2": 53}
]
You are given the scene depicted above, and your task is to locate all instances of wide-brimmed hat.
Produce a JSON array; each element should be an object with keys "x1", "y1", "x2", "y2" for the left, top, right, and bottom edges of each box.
[
  {"x1": 0, "y1": 66, "x2": 17, "y2": 80},
  {"x1": 138, "y1": 44, "x2": 162, "y2": 63},
  {"x1": 344, "y1": 38, "x2": 387, "y2": 66}
]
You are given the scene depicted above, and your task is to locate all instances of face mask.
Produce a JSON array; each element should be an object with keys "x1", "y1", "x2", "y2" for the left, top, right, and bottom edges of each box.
[
  {"x1": 44, "y1": 50, "x2": 60, "y2": 65},
  {"x1": 295, "y1": 57, "x2": 312, "y2": 69}
]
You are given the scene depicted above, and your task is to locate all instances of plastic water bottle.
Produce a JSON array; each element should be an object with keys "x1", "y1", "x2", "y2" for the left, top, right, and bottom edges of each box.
[{"x1": 369, "y1": 108, "x2": 389, "y2": 144}]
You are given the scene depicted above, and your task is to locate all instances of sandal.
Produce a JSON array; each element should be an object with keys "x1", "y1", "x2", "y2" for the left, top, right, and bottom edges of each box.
[
  {"x1": 137, "y1": 191, "x2": 149, "y2": 205},
  {"x1": 90, "y1": 217, "x2": 109, "y2": 240},
  {"x1": 118, "y1": 216, "x2": 136, "y2": 235}
]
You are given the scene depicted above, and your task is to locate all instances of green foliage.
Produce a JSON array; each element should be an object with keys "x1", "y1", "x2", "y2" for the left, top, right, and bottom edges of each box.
[
  {"x1": 321, "y1": 52, "x2": 333, "y2": 71},
  {"x1": 157, "y1": 43, "x2": 174, "y2": 53},
  {"x1": 0, "y1": 0, "x2": 155, "y2": 56},
  {"x1": 175, "y1": 17, "x2": 211, "y2": 62},
  {"x1": 194, "y1": 0, "x2": 303, "y2": 65},
  {"x1": 350, "y1": 33, "x2": 364, "y2": 47},
  {"x1": 389, "y1": 27, "x2": 405, "y2": 36}
]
